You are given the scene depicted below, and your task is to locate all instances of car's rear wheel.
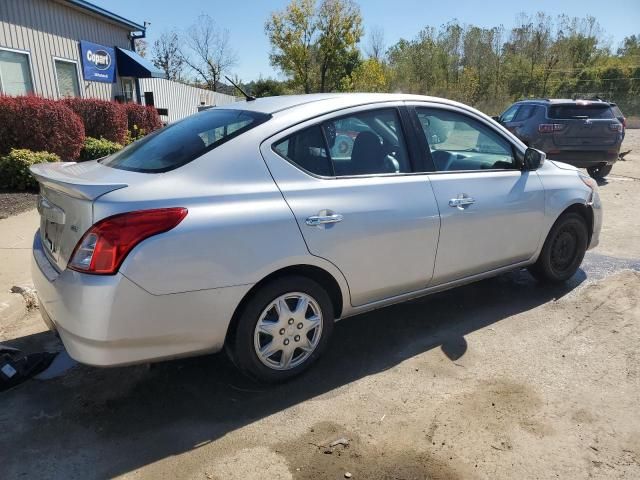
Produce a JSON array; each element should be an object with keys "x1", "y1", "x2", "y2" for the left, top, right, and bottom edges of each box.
[
  {"x1": 228, "y1": 276, "x2": 334, "y2": 383},
  {"x1": 587, "y1": 163, "x2": 612, "y2": 179},
  {"x1": 528, "y1": 212, "x2": 588, "y2": 283}
]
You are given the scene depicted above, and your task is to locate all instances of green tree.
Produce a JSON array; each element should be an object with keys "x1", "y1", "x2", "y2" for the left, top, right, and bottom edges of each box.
[
  {"x1": 251, "y1": 78, "x2": 287, "y2": 97},
  {"x1": 316, "y1": 0, "x2": 363, "y2": 92},
  {"x1": 265, "y1": 0, "x2": 363, "y2": 93},
  {"x1": 265, "y1": 0, "x2": 317, "y2": 93}
]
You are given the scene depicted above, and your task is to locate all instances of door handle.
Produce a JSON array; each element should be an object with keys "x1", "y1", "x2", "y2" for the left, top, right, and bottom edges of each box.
[
  {"x1": 305, "y1": 213, "x2": 343, "y2": 226},
  {"x1": 449, "y1": 195, "x2": 475, "y2": 209}
]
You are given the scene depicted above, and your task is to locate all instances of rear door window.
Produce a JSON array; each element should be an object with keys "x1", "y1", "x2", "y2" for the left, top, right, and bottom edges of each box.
[
  {"x1": 548, "y1": 104, "x2": 614, "y2": 119},
  {"x1": 273, "y1": 108, "x2": 411, "y2": 177},
  {"x1": 273, "y1": 125, "x2": 333, "y2": 176},
  {"x1": 101, "y1": 109, "x2": 270, "y2": 173}
]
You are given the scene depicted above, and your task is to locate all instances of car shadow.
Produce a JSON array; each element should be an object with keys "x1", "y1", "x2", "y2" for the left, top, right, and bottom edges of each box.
[{"x1": 0, "y1": 267, "x2": 588, "y2": 478}]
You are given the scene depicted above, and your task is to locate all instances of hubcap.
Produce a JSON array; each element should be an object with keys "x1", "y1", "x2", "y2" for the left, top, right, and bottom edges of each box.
[{"x1": 253, "y1": 292, "x2": 323, "y2": 371}]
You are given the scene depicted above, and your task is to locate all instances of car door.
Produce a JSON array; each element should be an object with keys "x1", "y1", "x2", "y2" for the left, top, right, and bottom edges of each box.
[
  {"x1": 260, "y1": 105, "x2": 441, "y2": 307},
  {"x1": 410, "y1": 104, "x2": 546, "y2": 285}
]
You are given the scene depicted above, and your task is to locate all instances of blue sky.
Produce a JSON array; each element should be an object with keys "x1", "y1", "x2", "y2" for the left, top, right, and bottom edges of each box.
[{"x1": 94, "y1": 0, "x2": 640, "y2": 82}]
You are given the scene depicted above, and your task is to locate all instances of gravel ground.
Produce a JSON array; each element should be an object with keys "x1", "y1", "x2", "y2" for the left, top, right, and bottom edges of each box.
[
  {"x1": 0, "y1": 131, "x2": 639, "y2": 480},
  {"x1": 0, "y1": 191, "x2": 37, "y2": 219}
]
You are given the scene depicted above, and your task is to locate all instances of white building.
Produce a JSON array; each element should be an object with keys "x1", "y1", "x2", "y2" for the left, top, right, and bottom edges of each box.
[{"x1": 0, "y1": 0, "x2": 236, "y2": 121}]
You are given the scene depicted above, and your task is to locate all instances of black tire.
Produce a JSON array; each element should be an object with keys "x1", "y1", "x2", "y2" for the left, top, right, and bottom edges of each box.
[
  {"x1": 227, "y1": 275, "x2": 334, "y2": 383},
  {"x1": 587, "y1": 163, "x2": 612, "y2": 179},
  {"x1": 528, "y1": 212, "x2": 588, "y2": 283}
]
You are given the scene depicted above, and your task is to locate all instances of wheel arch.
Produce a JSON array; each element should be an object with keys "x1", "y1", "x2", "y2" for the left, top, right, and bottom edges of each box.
[
  {"x1": 558, "y1": 202, "x2": 594, "y2": 244},
  {"x1": 224, "y1": 264, "x2": 345, "y2": 347}
]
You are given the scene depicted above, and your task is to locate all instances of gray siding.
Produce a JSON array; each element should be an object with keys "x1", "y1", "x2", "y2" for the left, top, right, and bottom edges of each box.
[
  {"x1": 0, "y1": 0, "x2": 134, "y2": 100},
  {"x1": 138, "y1": 78, "x2": 237, "y2": 123}
]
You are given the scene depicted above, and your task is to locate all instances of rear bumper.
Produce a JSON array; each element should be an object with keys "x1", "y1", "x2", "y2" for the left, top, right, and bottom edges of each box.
[
  {"x1": 546, "y1": 150, "x2": 618, "y2": 167},
  {"x1": 31, "y1": 231, "x2": 251, "y2": 366}
]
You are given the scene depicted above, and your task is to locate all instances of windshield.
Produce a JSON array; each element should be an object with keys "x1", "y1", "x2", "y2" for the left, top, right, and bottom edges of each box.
[
  {"x1": 548, "y1": 104, "x2": 614, "y2": 120},
  {"x1": 101, "y1": 109, "x2": 270, "y2": 173}
]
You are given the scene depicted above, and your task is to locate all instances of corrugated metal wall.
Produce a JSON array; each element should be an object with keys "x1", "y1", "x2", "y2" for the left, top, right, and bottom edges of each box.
[
  {"x1": 138, "y1": 78, "x2": 238, "y2": 123},
  {"x1": 0, "y1": 0, "x2": 133, "y2": 100}
]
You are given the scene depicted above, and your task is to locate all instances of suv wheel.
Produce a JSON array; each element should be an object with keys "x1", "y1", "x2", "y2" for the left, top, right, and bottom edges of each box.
[
  {"x1": 587, "y1": 163, "x2": 612, "y2": 179},
  {"x1": 528, "y1": 212, "x2": 588, "y2": 283},
  {"x1": 228, "y1": 276, "x2": 334, "y2": 383}
]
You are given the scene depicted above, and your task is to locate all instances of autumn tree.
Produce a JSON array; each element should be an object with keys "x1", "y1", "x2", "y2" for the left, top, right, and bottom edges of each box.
[{"x1": 344, "y1": 58, "x2": 388, "y2": 92}]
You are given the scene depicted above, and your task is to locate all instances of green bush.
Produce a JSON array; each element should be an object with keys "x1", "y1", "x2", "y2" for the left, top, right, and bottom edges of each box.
[
  {"x1": 79, "y1": 137, "x2": 123, "y2": 161},
  {"x1": 0, "y1": 149, "x2": 60, "y2": 191}
]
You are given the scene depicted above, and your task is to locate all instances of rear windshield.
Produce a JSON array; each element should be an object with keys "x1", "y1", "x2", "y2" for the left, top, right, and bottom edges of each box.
[
  {"x1": 100, "y1": 109, "x2": 270, "y2": 173},
  {"x1": 610, "y1": 105, "x2": 624, "y2": 118},
  {"x1": 548, "y1": 104, "x2": 614, "y2": 120}
]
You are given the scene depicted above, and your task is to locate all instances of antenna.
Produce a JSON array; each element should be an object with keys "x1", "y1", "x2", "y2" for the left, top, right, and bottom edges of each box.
[{"x1": 225, "y1": 76, "x2": 255, "y2": 101}]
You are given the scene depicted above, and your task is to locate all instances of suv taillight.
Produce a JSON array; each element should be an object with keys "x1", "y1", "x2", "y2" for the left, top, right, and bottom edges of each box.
[
  {"x1": 69, "y1": 208, "x2": 188, "y2": 275},
  {"x1": 609, "y1": 123, "x2": 623, "y2": 132},
  {"x1": 538, "y1": 123, "x2": 565, "y2": 133}
]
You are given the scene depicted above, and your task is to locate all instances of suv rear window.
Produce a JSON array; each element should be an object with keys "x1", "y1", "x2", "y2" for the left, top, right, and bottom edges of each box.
[
  {"x1": 101, "y1": 109, "x2": 270, "y2": 173},
  {"x1": 548, "y1": 104, "x2": 614, "y2": 120}
]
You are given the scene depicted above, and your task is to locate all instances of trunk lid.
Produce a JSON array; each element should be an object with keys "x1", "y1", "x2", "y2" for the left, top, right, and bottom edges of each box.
[
  {"x1": 30, "y1": 161, "x2": 128, "y2": 271},
  {"x1": 548, "y1": 103, "x2": 620, "y2": 148}
]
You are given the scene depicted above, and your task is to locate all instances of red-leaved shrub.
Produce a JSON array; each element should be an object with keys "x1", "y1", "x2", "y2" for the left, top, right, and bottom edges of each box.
[
  {"x1": 0, "y1": 95, "x2": 85, "y2": 160},
  {"x1": 62, "y1": 98, "x2": 127, "y2": 144},
  {"x1": 122, "y1": 103, "x2": 162, "y2": 139}
]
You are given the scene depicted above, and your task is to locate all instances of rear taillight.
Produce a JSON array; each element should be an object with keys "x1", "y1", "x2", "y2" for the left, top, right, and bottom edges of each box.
[
  {"x1": 609, "y1": 123, "x2": 623, "y2": 132},
  {"x1": 69, "y1": 208, "x2": 188, "y2": 275},
  {"x1": 538, "y1": 123, "x2": 565, "y2": 133}
]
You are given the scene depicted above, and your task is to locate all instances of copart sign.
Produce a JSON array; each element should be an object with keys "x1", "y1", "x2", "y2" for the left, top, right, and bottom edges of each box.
[{"x1": 79, "y1": 40, "x2": 115, "y2": 83}]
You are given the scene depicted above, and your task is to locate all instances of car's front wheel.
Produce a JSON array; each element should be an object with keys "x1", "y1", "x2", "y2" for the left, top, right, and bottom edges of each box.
[
  {"x1": 228, "y1": 276, "x2": 334, "y2": 383},
  {"x1": 528, "y1": 212, "x2": 588, "y2": 283},
  {"x1": 587, "y1": 163, "x2": 612, "y2": 179}
]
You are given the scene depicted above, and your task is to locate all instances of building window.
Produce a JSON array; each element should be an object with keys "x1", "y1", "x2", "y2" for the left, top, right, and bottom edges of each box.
[
  {"x1": 54, "y1": 59, "x2": 80, "y2": 98},
  {"x1": 0, "y1": 49, "x2": 34, "y2": 95}
]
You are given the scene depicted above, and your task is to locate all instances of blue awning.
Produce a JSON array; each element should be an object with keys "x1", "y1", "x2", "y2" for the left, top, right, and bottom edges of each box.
[{"x1": 115, "y1": 47, "x2": 164, "y2": 78}]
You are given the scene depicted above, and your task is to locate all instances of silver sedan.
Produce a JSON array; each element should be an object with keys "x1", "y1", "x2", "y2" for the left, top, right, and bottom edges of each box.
[{"x1": 30, "y1": 94, "x2": 602, "y2": 382}]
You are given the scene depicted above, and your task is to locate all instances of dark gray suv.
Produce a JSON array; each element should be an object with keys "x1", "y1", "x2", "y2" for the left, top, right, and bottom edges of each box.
[{"x1": 495, "y1": 99, "x2": 623, "y2": 178}]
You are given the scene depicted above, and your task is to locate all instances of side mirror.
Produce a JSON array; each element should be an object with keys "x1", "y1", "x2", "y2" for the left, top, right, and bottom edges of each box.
[
  {"x1": 492, "y1": 115, "x2": 501, "y2": 123},
  {"x1": 523, "y1": 147, "x2": 546, "y2": 170}
]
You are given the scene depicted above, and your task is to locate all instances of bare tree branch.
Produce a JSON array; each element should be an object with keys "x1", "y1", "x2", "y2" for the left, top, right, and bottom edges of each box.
[{"x1": 182, "y1": 14, "x2": 238, "y2": 91}]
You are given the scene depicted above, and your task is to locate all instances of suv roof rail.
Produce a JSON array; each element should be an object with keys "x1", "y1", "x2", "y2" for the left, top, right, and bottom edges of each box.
[
  {"x1": 517, "y1": 97, "x2": 549, "y2": 103},
  {"x1": 571, "y1": 94, "x2": 607, "y2": 102}
]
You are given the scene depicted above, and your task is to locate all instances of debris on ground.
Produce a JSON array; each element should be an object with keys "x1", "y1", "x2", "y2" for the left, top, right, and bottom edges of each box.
[
  {"x1": 0, "y1": 346, "x2": 55, "y2": 392},
  {"x1": 10, "y1": 285, "x2": 38, "y2": 310},
  {"x1": 329, "y1": 437, "x2": 350, "y2": 448}
]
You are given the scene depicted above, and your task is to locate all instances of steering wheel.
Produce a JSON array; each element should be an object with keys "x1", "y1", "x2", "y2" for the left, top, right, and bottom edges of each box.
[{"x1": 431, "y1": 150, "x2": 456, "y2": 171}]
